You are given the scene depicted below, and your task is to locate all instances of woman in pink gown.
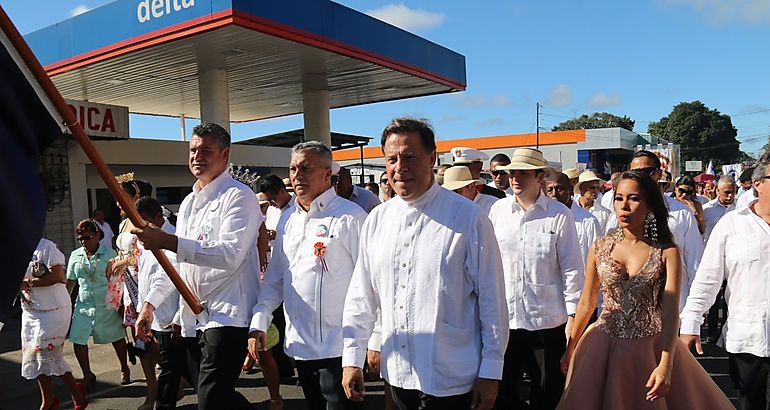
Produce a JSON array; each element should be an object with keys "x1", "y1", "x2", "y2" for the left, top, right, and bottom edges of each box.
[{"x1": 558, "y1": 170, "x2": 733, "y2": 409}]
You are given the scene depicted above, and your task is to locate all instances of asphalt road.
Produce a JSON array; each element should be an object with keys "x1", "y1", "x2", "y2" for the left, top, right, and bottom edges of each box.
[{"x1": 0, "y1": 315, "x2": 737, "y2": 409}]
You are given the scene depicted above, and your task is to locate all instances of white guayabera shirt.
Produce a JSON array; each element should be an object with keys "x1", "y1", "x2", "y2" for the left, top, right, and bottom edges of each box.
[
  {"x1": 474, "y1": 192, "x2": 500, "y2": 217},
  {"x1": 489, "y1": 193, "x2": 584, "y2": 331},
  {"x1": 681, "y1": 202, "x2": 770, "y2": 357},
  {"x1": 251, "y1": 188, "x2": 366, "y2": 360},
  {"x1": 137, "y1": 220, "x2": 179, "y2": 332},
  {"x1": 342, "y1": 183, "x2": 509, "y2": 397},
  {"x1": 175, "y1": 171, "x2": 262, "y2": 337},
  {"x1": 569, "y1": 201, "x2": 601, "y2": 265}
]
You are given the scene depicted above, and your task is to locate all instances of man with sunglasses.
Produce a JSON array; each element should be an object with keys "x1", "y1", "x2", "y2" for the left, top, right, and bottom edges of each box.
[
  {"x1": 452, "y1": 147, "x2": 506, "y2": 199},
  {"x1": 488, "y1": 153, "x2": 514, "y2": 197},
  {"x1": 619, "y1": 150, "x2": 705, "y2": 312},
  {"x1": 378, "y1": 175, "x2": 393, "y2": 203}
]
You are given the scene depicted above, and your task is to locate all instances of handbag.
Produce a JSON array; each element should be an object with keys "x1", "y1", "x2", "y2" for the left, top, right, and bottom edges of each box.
[{"x1": 30, "y1": 261, "x2": 50, "y2": 278}]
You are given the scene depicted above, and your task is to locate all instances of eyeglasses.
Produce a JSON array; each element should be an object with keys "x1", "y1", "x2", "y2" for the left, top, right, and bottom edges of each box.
[
  {"x1": 491, "y1": 170, "x2": 510, "y2": 177},
  {"x1": 77, "y1": 235, "x2": 94, "y2": 241},
  {"x1": 633, "y1": 167, "x2": 659, "y2": 176}
]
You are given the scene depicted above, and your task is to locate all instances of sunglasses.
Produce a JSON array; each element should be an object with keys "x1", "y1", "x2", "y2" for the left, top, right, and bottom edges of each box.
[
  {"x1": 491, "y1": 170, "x2": 510, "y2": 177},
  {"x1": 677, "y1": 188, "x2": 694, "y2": 195},
  {"x1": 77, "y1": 235, "x2": 94, "y2": 241},
  {"x1": 634, "y1": 167, "x2": 660, "y2": 176}
]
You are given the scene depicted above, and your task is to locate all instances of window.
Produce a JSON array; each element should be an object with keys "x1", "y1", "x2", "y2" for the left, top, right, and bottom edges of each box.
[{"x1": 156, "y1": 186, "x2": 193, "y2": 205}]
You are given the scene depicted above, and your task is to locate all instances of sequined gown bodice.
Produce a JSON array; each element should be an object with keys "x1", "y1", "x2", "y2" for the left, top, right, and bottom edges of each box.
[{"x1": 594, "y1": 231, "x2": 664, "y2": 340}]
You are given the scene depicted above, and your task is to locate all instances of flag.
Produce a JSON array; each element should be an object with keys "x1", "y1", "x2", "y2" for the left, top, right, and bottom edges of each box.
[
  {"x1": 0, "y1": 8, "x2": 62, "y2": 326},
  {"x1": 705, "y1": 160, "x2": 715, "y2": 175}
]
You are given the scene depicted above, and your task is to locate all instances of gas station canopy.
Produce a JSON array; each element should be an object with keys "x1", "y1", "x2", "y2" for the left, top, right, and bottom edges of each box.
[{"x1": 25, "y1": 0, "x2": 467, "y2": 122}]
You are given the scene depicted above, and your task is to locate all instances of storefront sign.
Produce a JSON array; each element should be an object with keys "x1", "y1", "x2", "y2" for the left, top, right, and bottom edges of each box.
[{"x1": 64, "y1": 99, "x2": 129, "y2": 139}]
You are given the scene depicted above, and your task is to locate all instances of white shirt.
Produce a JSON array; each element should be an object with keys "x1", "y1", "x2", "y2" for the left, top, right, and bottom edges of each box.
[
  {"x1": 342, "y1": 183, "x2": 509, "y2": 397},
  {"x1": 735, "y1": 189, "x2": 757, "y2": 210},
  {"x1": 702, "y1": 198, "x2": 736, "y2": 243},
  {"x1": 680, "y1": 202, "x2": 770, "y2": 357},
  {"x1": 175, "y1": 171, "x2": 263, "y2": 336},
  {"x1": 251, "y1": 188, "x2": 366, "y2": 360},
  {"x1": 600, "y1": 188, "x2": 614, "y2": 210},
  {"x1": 576, "y1": 198, "x2": 612, "y2": 235},
  {"x1": 607, "y1": 195, "x2": 704, "y2": 311},
  {"x1": 347, "y1": 185, "x2": 381, "y2": 214},
  {"x1": 265, "y1": 195, "x2": 296, "y2": 233},
  {"x1": 570, "y1": 201, "x2": 601, "y2": 264},
  {"x1": 97, "y1": 221, "x2": 114, "y2": 250},
  {"x1": 137, "y1": 221, "x2": 179, "y2": 332},
  {"x1": 488, "y1": 193, "x2": 584, "y2": 331},
  {"x1": 473, "y1": 192, "x2": 499, "y2": 216}
]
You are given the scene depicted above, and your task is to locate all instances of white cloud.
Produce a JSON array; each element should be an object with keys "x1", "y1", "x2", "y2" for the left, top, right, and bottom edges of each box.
[
  {"x1": 659, "y1": 0, "x2": 770, "y2": 25},
  {"x1": 366, "y1": 3, "x2": 445, "y2": 32},
  {"x1": 452, "y1": 94, "x2": 513, "y2": 108},
  {"x1": 586, "y1": 93, "x2": 623, "y2": 108},
  {"x1": 439, "y1": 114, "x2": 466, "y2": 123},
  {"x1": 545, "y1": 84, "x2": 572, "y2": 107},
  {"x1": 477, "y1": 118, "x2": 506, "y2": 127},
  {"x1": 70, "y1": 5, "x2": 91, "y2": 17}
]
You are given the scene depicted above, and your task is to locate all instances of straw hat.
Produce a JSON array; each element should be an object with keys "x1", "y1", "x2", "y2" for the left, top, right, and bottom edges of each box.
[
  {"x1": 499, "y1": 148, "x2": 549, "y2": 171},
  {"x1": 282, "y1": 177, "x2": 293, "y2": 192},
  {"x1": 441, "y1": 166, "x2": 481, "y2": 191},
  {"x1": 563, "y1": 168, "x2": 581, "y2": 180},
  {"x1": 574, "y1": 170, "x2": 604, "y2": 195},
  {"x1": 256, "y1": 192, "x2": 270, "y2": 205}
]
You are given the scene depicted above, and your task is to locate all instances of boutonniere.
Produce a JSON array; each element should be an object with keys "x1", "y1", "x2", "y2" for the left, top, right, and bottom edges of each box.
[{"x1": 313, "y1": 241, "x2": 329, "y2": 273}]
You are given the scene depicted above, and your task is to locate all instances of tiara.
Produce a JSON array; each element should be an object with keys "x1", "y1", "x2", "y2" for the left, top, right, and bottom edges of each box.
[
  {"x1": 228, "y1": 163, "x2": 261, "y2": 191},
  {"x1": 115, "y1": 172, "x2": 135, "y2": 183}
]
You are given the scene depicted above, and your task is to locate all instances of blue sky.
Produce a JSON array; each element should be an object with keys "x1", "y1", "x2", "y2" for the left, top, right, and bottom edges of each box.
[{"x1": 4, "y1": 0, "x2": 770, "y2": 155}]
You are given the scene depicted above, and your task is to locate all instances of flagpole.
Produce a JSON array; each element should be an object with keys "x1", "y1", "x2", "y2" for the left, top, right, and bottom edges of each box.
[{"x1": 0, "y1": 6, "x2": 203, "y2": 314}]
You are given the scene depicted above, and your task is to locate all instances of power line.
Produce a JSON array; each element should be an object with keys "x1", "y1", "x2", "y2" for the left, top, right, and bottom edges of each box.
[{"x1": 731, "y1": 108, "x2": 770, "y2": 117}]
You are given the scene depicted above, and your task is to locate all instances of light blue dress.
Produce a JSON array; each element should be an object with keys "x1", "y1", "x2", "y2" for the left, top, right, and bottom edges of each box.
[{"x1": 67, "y1": 244, "x2": 125, "y2": 345}]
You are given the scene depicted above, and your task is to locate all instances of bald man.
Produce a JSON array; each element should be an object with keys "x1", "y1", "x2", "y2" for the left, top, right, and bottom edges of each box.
[{"x1": 702, "y1": 176, "x2": 737, "y2": 243}]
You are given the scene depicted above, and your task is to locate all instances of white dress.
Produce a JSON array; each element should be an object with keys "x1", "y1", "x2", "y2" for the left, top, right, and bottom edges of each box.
[{"x1": 20, "y1": 239, "x2": 72, "y2": 379}]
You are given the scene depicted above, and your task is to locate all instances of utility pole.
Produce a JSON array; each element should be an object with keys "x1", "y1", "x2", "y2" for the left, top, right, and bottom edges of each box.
[{"x1": 536, "y1": 102, "x2": 542, "y2": 149}]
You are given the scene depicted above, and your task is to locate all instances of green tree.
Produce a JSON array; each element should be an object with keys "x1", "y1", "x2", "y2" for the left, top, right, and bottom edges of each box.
[
  {"x1": 552, "y1": 112, "x2": 635, "y2": 131},
  {"x1": 647, "y1": 101, "x2": 740, "y2": 164}
]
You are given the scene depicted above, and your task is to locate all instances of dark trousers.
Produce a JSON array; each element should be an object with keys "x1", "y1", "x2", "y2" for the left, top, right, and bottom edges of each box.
[
  {"x1": 195, "y1": 327, "x2": 251, "y2": 410},
  {"x1": 390, "y1": 386, "x2": 472, "y2": 410},
  {"x1": 295, "y1": 357, "x2": 361, "y2": 410},
  {"x1": 154, "y1": 331, "x2": 198, "y2": 410},
  {"x1": 496, "y1": 324, "x2": 567, "y2": 410},
  {"x1": 729, "y1": 353, "x2": 770, "y2": 410},
  {"x1": 707, "y1": 282, "x2": 727, "y2": 340}
]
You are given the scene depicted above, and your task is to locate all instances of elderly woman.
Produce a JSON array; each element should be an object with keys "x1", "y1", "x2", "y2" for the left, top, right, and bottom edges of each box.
[
  {"x1": 66, "y1": 219, "x2": 130, "y2": 389},
  {"x1": 21, "y1": 238, "x2": 88, "y2": 410}
]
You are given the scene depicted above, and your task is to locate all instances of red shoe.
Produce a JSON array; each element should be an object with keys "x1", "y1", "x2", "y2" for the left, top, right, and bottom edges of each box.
[{"x1": 74, "y1": 382, "x2": 89, "y2": 410}]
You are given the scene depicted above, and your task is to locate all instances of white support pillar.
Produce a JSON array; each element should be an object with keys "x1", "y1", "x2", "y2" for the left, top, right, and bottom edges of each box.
[
  {"x1": 198, "y1": 68, "x2": 230, "y2": 134},
  {"x1": 302, "y1": 88, "x2": 331, "y2": 147}
]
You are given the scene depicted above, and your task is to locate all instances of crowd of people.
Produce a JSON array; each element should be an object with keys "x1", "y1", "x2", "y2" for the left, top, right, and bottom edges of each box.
[{"x1": 17, "y1": 118, "x2": 770, "y2": 410}]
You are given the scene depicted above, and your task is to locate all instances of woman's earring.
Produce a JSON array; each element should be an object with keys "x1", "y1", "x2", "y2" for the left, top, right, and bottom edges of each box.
[{"x1": 644, "y1": 212, "x2": 658, "y2": 243}]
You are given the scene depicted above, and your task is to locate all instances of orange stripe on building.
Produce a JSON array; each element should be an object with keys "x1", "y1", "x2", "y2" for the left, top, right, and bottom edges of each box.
[{"x1": 332, "y1": 129, "x2": 586, "y2": 161}]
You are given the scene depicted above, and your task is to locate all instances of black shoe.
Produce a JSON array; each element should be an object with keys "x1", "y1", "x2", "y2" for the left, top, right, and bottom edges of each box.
[{"x1": 127, "y1": 342, "x2": 137, "y2": 365}]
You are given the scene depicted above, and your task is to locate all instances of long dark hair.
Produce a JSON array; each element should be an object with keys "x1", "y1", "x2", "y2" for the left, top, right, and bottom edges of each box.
[{"x1": 617, "y1": 170, "x2": 674, "y2": 247}]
